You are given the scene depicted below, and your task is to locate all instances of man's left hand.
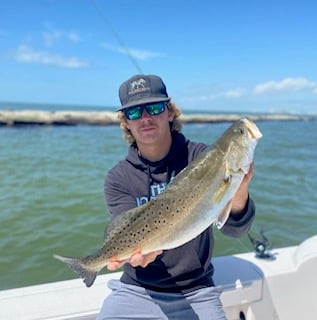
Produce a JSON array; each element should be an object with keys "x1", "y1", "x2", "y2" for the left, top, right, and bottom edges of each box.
[{"x1": 231, "y1": 162, "x2": 254, "y2": 214}]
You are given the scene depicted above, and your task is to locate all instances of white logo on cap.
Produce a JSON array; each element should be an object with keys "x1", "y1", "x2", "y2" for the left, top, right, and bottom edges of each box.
[{"x1": 128, "y1": 78, "x2": 150, "y2": 95}]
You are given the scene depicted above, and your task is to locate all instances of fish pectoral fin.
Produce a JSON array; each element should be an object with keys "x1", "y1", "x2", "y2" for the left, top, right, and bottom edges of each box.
[
  {"x1": 54, "y1": 254, "x2": 98, "y2": 288},
  {"x1": 224, "y1": 162, "x2": 232, "y2": 183},
  {"x1": 215, "y1": 201, "x2": 232, "y2": 229},
  {"x1": 132, "y1": 248, "x2": 142, "y2": 255}
]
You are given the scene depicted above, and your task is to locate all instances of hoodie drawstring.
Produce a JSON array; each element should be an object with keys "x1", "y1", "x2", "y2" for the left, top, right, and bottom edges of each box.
[
  {"x1": 146, "y1": 165, "x2": 173, "y2": 202},
  {"x1": 147, "y1": 165, "x2": 151, "y2": 201}
]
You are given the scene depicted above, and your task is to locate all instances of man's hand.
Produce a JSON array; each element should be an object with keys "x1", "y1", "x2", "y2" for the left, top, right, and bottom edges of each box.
[
  {"x1": 107, "y1": 250, "x2": 163, "y2": 271},
  {"x1": 231, "y1": 162, "x2": 254, "y2": 214}
]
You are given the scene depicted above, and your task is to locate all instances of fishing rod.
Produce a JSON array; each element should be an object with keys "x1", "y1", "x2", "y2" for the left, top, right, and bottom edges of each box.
[{"x1": 92, "y1": 0, "x2": 144, "y2": 74}]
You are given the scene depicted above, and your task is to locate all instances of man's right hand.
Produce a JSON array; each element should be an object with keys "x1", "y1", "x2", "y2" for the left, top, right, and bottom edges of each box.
[{"x1": 107, "y1": 250, "x2": 163, "y2": 271}]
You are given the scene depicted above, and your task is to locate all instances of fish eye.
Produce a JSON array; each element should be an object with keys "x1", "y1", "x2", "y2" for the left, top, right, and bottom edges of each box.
[{"x1": 235, "y1": 127, "x2": 245, "y2": 135}]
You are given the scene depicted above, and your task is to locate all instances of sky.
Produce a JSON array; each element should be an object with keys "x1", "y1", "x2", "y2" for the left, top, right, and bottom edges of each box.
[{"x1": 1, "y1": 0, "x2": 317, "y2": 114}]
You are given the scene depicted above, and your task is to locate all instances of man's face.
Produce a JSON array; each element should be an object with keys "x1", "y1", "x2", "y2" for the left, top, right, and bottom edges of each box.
[{"x1": 126, "y1": 105, "x2": 175, "y2": 147}]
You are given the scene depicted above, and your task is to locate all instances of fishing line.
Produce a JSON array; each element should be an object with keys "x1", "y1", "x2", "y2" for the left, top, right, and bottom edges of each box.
[{"x1": 92, "y1": 0, "x2": 144, "y2": 74}]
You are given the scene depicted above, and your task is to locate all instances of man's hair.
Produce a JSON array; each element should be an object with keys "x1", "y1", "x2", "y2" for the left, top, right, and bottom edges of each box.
[{"x1": 118, "y1": 101, "x2": 182, "y2": 144}]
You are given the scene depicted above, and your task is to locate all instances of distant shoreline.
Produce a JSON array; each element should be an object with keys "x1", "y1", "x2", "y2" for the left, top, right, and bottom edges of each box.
[{"x1": 0, "y1": 110, "x2": 316, "y2": 126}]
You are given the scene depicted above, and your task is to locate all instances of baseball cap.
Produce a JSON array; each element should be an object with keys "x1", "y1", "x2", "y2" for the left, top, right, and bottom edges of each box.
[{"x1": 118, "y1": 74, "x2": 171, "y2": 111}]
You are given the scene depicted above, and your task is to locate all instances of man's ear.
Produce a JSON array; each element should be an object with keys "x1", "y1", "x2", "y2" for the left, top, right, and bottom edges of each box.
[{"x1": 168, "y1": 109, "x2": 175, "y2": 122}]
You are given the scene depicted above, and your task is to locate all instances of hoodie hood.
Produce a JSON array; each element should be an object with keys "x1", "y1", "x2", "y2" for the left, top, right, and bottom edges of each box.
[
  {"x1": 125, "y1": 132, "x2": 188, "y2": 175},
  {"x1": 125, "y1": 132, "x2": 189, "y2": 200}
]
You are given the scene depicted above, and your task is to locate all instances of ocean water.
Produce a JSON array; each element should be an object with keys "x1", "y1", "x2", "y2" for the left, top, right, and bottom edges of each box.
[{"x1": 0, "y1": 118, "x2": 316, "y2": 290}]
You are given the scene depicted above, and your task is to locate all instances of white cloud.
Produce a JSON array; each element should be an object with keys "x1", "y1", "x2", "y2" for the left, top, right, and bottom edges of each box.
[
  {"x1": 43, "y1": 29, "x2": 61, "y2": 46},
  {"x1": 100, "y1": 43, "x2": 165, "y2": 60},
  {"x1": 14, "y1": 45, "x2": 89, "y2": 68},
  {"x1": 67, "y1": 31, "x2": 81, "y2": 43},
  {"x1": 254, "y1": 77, "x2": 317, "y2": 94},
  {"x1": 178, "y1": 90, "x2": 247, "y2": 108},
  {"x1": 224, "y1": 88, "x2": 246, "y2": 98},
  {"x1": 43, "y1": 25, "x2": 82, "y2": 46}
]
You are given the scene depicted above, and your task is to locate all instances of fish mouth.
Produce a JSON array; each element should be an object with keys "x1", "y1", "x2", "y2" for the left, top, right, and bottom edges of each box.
[
  {"x1": 242, "y1": 118, "x2": 263, "y2": 140},
  {"x1": 237, "y1": 118, "x2": 262, "y2": 174}
]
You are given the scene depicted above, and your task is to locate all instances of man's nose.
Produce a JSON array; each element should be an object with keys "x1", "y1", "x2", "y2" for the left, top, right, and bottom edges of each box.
[{"x1": 141, "y1": 108, "x2": 151, "y2": 118}]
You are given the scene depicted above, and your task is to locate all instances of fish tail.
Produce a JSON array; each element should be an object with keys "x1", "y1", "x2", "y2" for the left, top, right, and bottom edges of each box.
[{"x1": 54, "y1": 254, "x2": 98, "y2": 287}]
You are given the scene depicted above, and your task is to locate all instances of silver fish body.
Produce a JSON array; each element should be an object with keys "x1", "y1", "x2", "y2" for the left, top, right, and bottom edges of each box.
[{"x1": 54, "y1": 118, "x2": 262, "y2": 287}]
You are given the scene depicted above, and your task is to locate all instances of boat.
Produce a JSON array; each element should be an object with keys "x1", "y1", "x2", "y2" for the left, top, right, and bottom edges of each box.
[{"x1": 1, "y1": 234, "x2": 316, "y2": 320}]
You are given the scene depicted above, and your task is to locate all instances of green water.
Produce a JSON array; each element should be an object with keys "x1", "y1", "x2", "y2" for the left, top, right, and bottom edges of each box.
[{"x1": 0, "y1": 121, "x2": 316, "y2": 290}]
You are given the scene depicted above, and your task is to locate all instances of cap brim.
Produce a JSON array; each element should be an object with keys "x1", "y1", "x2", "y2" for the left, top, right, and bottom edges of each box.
[{"x1": 117, "y1": 97, "x2": 171, "y2": 111}]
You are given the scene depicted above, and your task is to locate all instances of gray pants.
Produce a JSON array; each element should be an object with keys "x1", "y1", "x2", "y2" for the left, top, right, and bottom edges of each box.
[{"x1": 97, "y1": 279, "x2": 227, "y2": 320}]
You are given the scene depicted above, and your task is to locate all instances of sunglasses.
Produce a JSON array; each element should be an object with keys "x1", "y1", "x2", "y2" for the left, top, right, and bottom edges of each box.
[{"x1": 123, "y1": 102, "x2": 166, "y2": 120}]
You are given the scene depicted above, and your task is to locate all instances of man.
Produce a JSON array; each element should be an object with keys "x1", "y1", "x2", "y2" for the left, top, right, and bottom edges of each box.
[{"x1": 97, "y1": 74, "x2": 255, "y2": 320}]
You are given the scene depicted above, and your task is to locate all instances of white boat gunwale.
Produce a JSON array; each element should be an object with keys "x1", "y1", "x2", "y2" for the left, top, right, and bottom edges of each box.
[{"x1": 1, "y1": 235, "x2": 316, "y2": 320}]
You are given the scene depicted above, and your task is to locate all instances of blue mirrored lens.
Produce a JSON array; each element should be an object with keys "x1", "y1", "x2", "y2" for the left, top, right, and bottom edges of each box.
[
  {"x1": 145, "y1": 102, "x2": 165, "y2": 116},
  {"x1": 124, "y1": 106, "x2": 143, "y2": 120}
]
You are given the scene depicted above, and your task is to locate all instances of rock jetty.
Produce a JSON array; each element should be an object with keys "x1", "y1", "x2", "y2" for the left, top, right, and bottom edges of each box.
[{"x1": 0, "y1": 110, "x2": 315, "y2": 126}]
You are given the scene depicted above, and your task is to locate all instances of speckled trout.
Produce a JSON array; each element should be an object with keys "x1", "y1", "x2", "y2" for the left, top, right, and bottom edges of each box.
[{"x1": 54, "y1": 118, "x2": 262, "y2": 287}]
